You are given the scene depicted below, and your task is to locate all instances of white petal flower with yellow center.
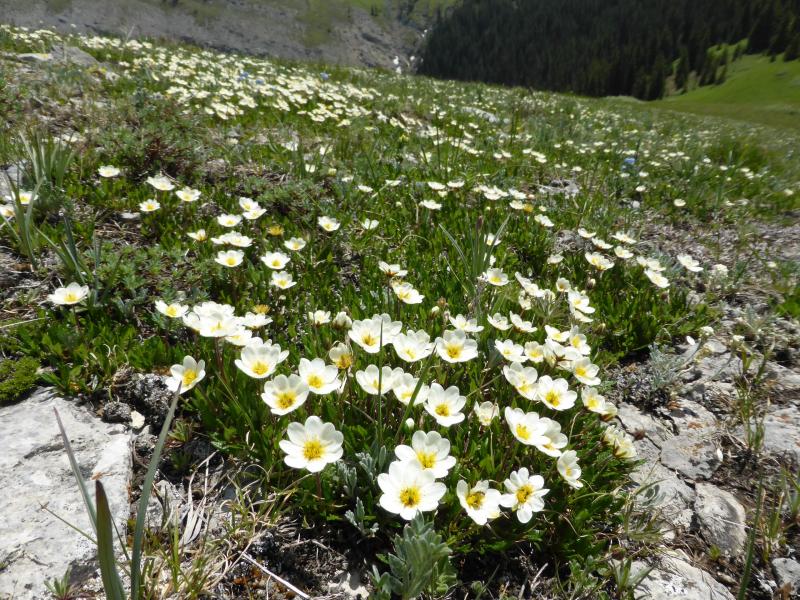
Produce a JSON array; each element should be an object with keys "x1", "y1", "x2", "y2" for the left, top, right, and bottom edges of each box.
[
  {"x1": 392, "y1": 281, "x2": 424, "y2": 304},
  {"x1": 48, "y1": 282, "x2": 90, "y2": 306},
  {"x1": 355, "y1": 364, "x2": 399, "y2": 396},
  {"x1": 270, "y1": 271, "x2": 296, "y2": 289},
  {"x1": 215, "y1": 250, "x2": 244, "y2": 268},
  {"x1": 377, "y1": 460, "x2": 446, "y2": 521},
  {"x1": 308, "y1": 310, "x2": 331, "y2": 325},
  {"x1": 329, "y1": 342, "x2": 354, "y2": 370},
  {"x1": 557, "y1": 450, "x2": 583, "y2": 489},
  {"x1": 536, "y1": 376, "x2": 577, "y2": 411},
  {"x1": 279, "y1": 416, "x2": 343, "y2": 473},
  {"x1": 510, "y1": 313, "x2": 537, "y2": 333},
  {"x1": 568, "y1": 291, "x2": 595, "y2": 314},
  {"x1": 98, "y1": 165, "x2": 120, "y2": 178},
  {"x1": 284, "y1": 237, "x2": 307, "y2": 251},
  {"x1": 298, "y1": 358, "x2": 340, "y2": 395},
  {"x1": 235, "y1": 343, "x2": 288, "y2": 379},
  {"x1": 448, "y1": 314, "x2": 483, "y2": 333},
  {"x1": 503, "y1": 362, "x2": 539, "y2": 400},
  {"x1": 394, "y1": 430, "x2": 456, "y2": 478},
  {"x1": 392, "y1": 329, "x2": 434, "y2": 363},
  {"x1": 348, "y1": 315, "x2": 400, "y2": 353},
  {"x1": 487, "y1": 313, "x2": 512, "y2": 331},
  {"x1": 495, "y1": 339, "x2": 527, "y2": 363},
  {"x1": 166, "y1": 356, "x2": 205, "y2": 394},
  {"x1": 614, "y1": 246, "x2": 634, "y2": 259},
  {"x1": 175, "y1": 187, "x2": 200, "y2": 203},
  {"x1": 392, "y1": 373, "x2": 429, "y2": 406},
  {"x1": 567, "y1": 327, "x2": 591, "y2": 355},
  {"x1": 146, "y1": 175, "x2": 174, "y2": 191},
  {"x1": 261, "y1": 251, "x2": 291, "y2": 270},
  {"x1": 139, "y1": 199, "x2": 160, "y2": 212},
  {"x1": 318, "y1": 216, "x2": 340, "y2": 232},
  {"x1": 424, "y1": 383, "x2": 466, "y2": 427},
  {"x1": 435, "y1": 329, "x2": 478, "y2": 363},
  {"x1": 644, "y1": 268, "x2": 670, "y2": 288},
  {"x1": 537, "y1": 418, "x2": 568, "y2": 457},
  {"x1": 155, "y1": 299, "x2": 188, "y2": 319},
  {"x1": 379, "y1": 261, "x2": 407, "y2": 278},
  {"x1": 217, "y1": 214, "x2": 242, "y2": 228},
  {"x1": 262, "y1": 374, "x2": 309, "y2": 415},
  {"x1": 499, "y1": 468, "x2": 549, "y2": 523},
  {"x1": 677, "y1": 253, "x2": 703, "y2": 272},
  {"x1": 188, "y1": 229, "x2": 207, "y2": 242},
  {"x1": 571, "y1": 357, "x2": 601, "y2": 386},
  {"x1": 585, "y1": 252, "x2": 614, "y2": 271},
  {"x1": 483, "y1": 267, "x2": 509, "y2": 286},
  {"x1": 504, "y1": 407, "x2": 548, "y2": 446},
  {"x1": 457, "y1": 480, "x2": 502, "y2": 526}
]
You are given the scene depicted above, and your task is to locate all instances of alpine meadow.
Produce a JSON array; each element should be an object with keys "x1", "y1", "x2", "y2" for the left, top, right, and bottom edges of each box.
[{"x1": 0, "y1": 7, "x2": 799, "y2": 600}]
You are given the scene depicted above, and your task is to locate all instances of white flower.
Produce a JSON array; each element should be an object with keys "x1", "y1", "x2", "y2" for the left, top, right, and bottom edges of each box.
[
  {"x1": 308, "y1": 310, "x2": 331, "y2": 325},
  {"x1": 355, "y1": 364, "x2": 399, "y2": 395},
  {"x1": 217, "y1": 214, "x2": 242, "y2": 228},
  {"x1": 377, "y1": 460, "x2": 447, "y2": 521},
  {"x1": 585, "y1": 252, "x2": 614, "y2": 271},
  {"x1": 557, "y1": 450, "x2": 583, "y2": 489},
  {"x1": 155, "y1": 299, "x2": 188, "y2": 318},
  {"x1": 279, "y1": 416, "x2": 343, "y2": 473},
  {"x1": 242, "y1": 311, "x2": 272, "y2": 328},
  {"x1": 483, "y1": 267, "x2": 509, "y2": 286},
  {"x1": 394, "y1": 430, "x2": 456, "y2": 478},
  {"x1": 677, "y1": 254, "x2": 703, "y2": 272},
  {"x1": 185, "y1": 307, "x2": 240, "y2": 338},
  {"x1": 495, "y1": 339, "x2": 527, "y2": 363},
  {"x1": 487, "y1": 313, "x2": 511, "y2": 331},
  {"x1": 571, "y1": 357, "x2": 601, "y2": 386},
  {"x1": 261, "y1": 251, "x2": 291, "y2": 270},
  {"x1": 48, "y1": 282, "x2": 89, "y2": 305},
  {"x1": 568, "y1": 291, "x2": 595, "y2": 314},
  {"x1": 379, "y1": 261, "x2": 408, "y2": 278},
  {"x1": 284, "y1": 237, "x2": 307, "y2": 251},
  {"x1": 262, "y1": 374, "x2": 310, "y2": 415},
  {"x1": 500, "y1": 468, "x2": 549, "y2": 523},
  {"x1": 392, "y1": 281, "x2": 425, "y2": 304},
  {"x1": 435, "y1": 329, "x2": 478, "y2": 363},
  {"x1": 536, "y1": 376, "x2": 577, "y2": 411},
  {"x1": 420, "y1": 199, "x2": 441, "y2": 210},
  {"x1": 146, "y1": 175, "x2": 174, "y2": 191},
  {"x1": 503, "y1": 406, "x2": 547, "y2": 446},
  {"x1": 318, "y1": 216, "x2": 340, "y2": 232},
  {"x1": 188, "y1": 229, "x2": 207, "y2": 241},
  {"x1": 473, "y1": 401, "x2": 499, "y2": 426},
  {"x1": 175, "y1": 187, "x2": 201, "y2": 203},
  {"x1": 537, "y1": 418, "x2": 568, "y2": 457},
  {"x1": 644, "y1": 268, "x2": 669, "y2": 288},
  {"x1": 98, "y1": 165, "x2": 120, "y2": 178},
  {"x1": 235, "y1": 343, "x2": 288, "y2": 379},
  {"x1": 392, "y1": 372, "x2": 429, "y2": 405},
  {"x1": 298, "y1": 358, "x2": 340, "y2": 395},
  {"x1": 393, "y1": 329, "x2": 435, "y2": 363},
  {"x1": 361, "y1": 218, "x2": 379, "y2": 230},
  {"x1": 270, "y1": 271, "x2": 296, "y2": 289},
  {"x1": 457, "y1": 480, "x2": 502, "y2": 525},
  {"x1": 215, "y1": 250, "x2": 244, "y2": 268},
  {"x1": 139, "y1": 199, "x2": 160, "y2": 212},
  {"x1": 566, "y1": 327, "x2": 591, "y2": 355},
  {"x1": 166, "y1": 356, "x2": 205, "y2": 394},
  {"x1": 603, "y1": 425, "x2": 637, "y2": 459},
  {"x1": 238, "y1": 196, "x2": 259, "y2": 211},
  {"x1": 503, "y1": 362, "x2": 539, "y2": 400},
  {"x1": 555, "y1": 278, "x2": 572, "y2": 293},
  {"x1": 349, "y1": 315, "x2": 400, "y2": 353},
  {"x1": 510, "y1": 313, "x2": 537, "y2": 333},
  {"x1": 329, "y1": 342, "x2": 354, "y2": 370},
  {"x1": 449, "y1": 314, "x2": 484, "y2": 333},
  {"x1": 614, "y1": 246, "x2": 634, "y2": 259},
  {"x1": 424, "y1": 383, "x2": 466, "y2": 427}
]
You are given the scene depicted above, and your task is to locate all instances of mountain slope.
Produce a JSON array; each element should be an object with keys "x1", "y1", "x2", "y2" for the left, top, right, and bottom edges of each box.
[{"x1": 0, "y1": 0, "x2": 453, "y2": 69}]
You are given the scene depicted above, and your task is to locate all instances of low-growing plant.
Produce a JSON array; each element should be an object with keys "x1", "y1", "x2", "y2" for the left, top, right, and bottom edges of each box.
[{"x1": 0, "y1": 355, "x2": 40, "y2": 405}]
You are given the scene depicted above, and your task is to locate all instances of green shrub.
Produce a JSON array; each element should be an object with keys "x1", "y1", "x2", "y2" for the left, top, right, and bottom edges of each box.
[{"x1": 0, "y1": 356, "x2": 40, "y2": 405}]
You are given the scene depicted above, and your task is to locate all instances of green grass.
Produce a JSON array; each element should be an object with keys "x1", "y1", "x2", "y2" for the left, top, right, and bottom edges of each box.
[{"x1": 655, "y1": 55, "x2": 800, "y2": 129}]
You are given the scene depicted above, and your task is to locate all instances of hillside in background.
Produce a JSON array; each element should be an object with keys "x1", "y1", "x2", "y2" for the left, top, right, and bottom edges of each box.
[
  {"x1": 419, "y1": 0, "x2": 800, "y2": 100},
  {"x1": 0, "y1": 0, "x2": 453, "y2": 69}
]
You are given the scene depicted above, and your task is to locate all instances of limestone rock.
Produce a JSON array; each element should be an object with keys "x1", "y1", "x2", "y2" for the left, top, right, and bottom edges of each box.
[
  {"x1": 0, "y1": 389, "x2": 132, "y2": 599},
  {"x1": 631, "y1": 462, "x2": 695, "y2": 530},
  {"x1": 617, "y1": 402, "x2": 673, "y2": 446},
  {"x1": 761, "y1": 408, "x2": 800, "y2": 463},
  {"x1": 772, "y1": 558, "x2": 800, "y2": 594},
  {"x1": 634, "y1": 552, "x2": 735, "y2": 600},
  {"x1": 694, "y1": 483, "x2": 747, "y2": 556},
  {"x1": 660, "y1": 433, "x2": 721, "y2": 480}
]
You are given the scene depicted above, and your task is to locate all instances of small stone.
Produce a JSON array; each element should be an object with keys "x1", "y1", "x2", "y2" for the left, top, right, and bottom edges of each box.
[
  {"x1": 668, "y1": 398, "x2": 717, "y2": 434},
  {"x1": 704, "y1": 339, "x2": 727, "y2": 355},
  {"x1": 660, "y1": 434, "x2": 721, "y2": 480},
  {"x1": 634, "y1": 551, "x2": 735, "y2": 600},
  {"x1": 102, "y1": 401, "x2": 131, "y2": 423},
  {"x1": 772, "y1": 558, "x2": 800, "y2": 594},
  {"x1": 694, "y1": 483, "x2": 747, "y2": 556},
  {"x1": 328, "y1": 570, "x2": 369, "y2": 598},
  {"x1": 130, "y1": 410, "x2": 145, "y2": 430},
  {"x1": 631, "y1": 462, "x2": 695, "y2": 530},
  {"x1": 617, "y1": 402, "x2": 673, "y2": 446}
]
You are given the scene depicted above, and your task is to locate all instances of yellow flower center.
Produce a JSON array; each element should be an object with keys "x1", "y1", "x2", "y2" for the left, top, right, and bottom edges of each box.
[
  {"x1": 399, "y1": 486, "x2": 421, "y2": 508},
  {"x1": 335, "y1": 355, "x2": 353, "y2": 369},
  {"x1": 416, "y1": 451, "x2": 436, "y2": 469},
  {"x1": 361, "y1": 333, "x2": 378, "y2": 347},
  {"x1": 271, "y1": 260, "x2": 281, "y2": 267},
  {"x1": 466, "y1": 491, "x2": 485, "y2": 509},
  {"x1": 445, "y1": 344, "x2": 462, "y2": 359},
  {"x1": 404, "y1": 348, "x2": 417, "y2": 360},
  {"x1": 516, "y1": 484, "x2": 533, "y2": 504},
  {"x1": 276, "y1": 391, "x2": 297, "y2": 409},
  {"x1": 545, "y1": 390, "x2": 560, "y2": 407},
  {"x1": 574, "y1": 366, "x2": 587, "y2": 378},
  {"x1": 435, "y1": 403, "x2": 450, "y2": 417},
  {"x1": 64, "y1": 293, "x2": 79, "y2": 303},
  {"x1": 515, "y1": 424, "x2": 530, "y2": 441},
  {"x1": 564, "y1": 467, "x2": 573, "y2": 477},
  {"x1": 251, "y1": 362, "x2": 270, "y2": 376},
  {"x1": 226, "y1": 257, "x2": 237, "y2": 266},
  {"x1": 182, "y1": 370, "x2": 197, "y2": 387},
  {"x1": 307, "y1": 374, "x2": 323, "y2": 389},
  {"x1": 166, "y1": 306, "x2": 178, "y2": 317},
  {"x1": 302, "y1": 438, "x2": 323, "y2": 461}
]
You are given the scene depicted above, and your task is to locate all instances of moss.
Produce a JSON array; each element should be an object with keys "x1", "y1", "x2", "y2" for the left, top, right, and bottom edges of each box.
[{"x1": 0, "y1": 357, "x2": 40, "y2": 405}]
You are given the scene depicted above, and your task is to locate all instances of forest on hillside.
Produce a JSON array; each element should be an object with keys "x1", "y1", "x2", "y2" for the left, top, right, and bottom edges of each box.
[{"x1": 418, "y1": 0, "x2": 800, "y2": 99}]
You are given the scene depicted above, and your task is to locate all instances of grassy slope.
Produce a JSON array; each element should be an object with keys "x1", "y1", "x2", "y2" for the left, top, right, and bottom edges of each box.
[{"x1": 654, "y1": 55, "x2": 800, "y2": 130}]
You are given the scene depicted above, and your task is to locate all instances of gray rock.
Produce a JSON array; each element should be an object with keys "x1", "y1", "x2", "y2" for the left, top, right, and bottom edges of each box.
[
  {"x1": 660, "y1": 433, "x2": 721, "y2": 480},
  {"x1": 102, "y1": 401, "x2": 131, "y2": 423},
  {"x1": 761, "y1": 408, "x2": 800, "y2": 463},
  {"x1": 117, "y1": 373, "x2": 171, "y2": 428},
  {"x1": 144, "y1": 480, "x2": 183, "y2": 530},
  {"x1": 667, "y1": 398, "x2": 717, "y2": 434},
  {"x1": 772, "y1": 558, "x2": 800, "y2": 594},
  {"x1": 0, "y1": 389, "x2": 132, "y2": 599},
  {"x1": 13, "y1": 45, "x2": 98, "y2": 67},
  {"x1": 634, "y1": 552, "x2": 735, "y2": 600},
  {"x1": 631, "y1": 462, "x2": 695, "y2": 530},
  {"x1": 694, "y1": 483, "x2": 747, "y2": 556},
  {"x1": 617, "y1": 402, "x2": 673, "y2": 446}
]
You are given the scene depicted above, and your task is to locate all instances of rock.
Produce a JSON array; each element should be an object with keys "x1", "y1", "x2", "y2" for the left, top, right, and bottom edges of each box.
[
  {"x1": 144, "y1": 480, "x2": 183, "y2": 530},
  {"x1": 704, "y1": 339, "x2": 728, "y2": 355},
  {"x1": 13, "y1": 45, "x2": 98, "y2": 68},
  {"x1": 760, "y1": 408, "x2": 800, "y2": 463},
  {"x1": 630, "y1": 461, "x2": 695, "y2": 530},
  {"x1": 0, "y1": 389, "x2": 132, "y2": 599},
  {"x1": 102, "y1": 401, "x2": 131, "y2": 423},
  {"x1": 667, "y1": 398, "x2": 717, "y2": 434},
  {"x1": 328, "y1": 570, "x2": 369, "y2": 598},
  {"x1": 634, "y1": 551, "x2": 735, "y2": 600},
  {"x1": 660, "y1": 433, "x2": 721, "y2": 480},
  {"x1": 130, "y1": 410, "x2": 146, "y2": 430},
  {"x1": 693, "y1": 483, "x2": 747, "y2": 556},
  {"x1": 772, "y1": 558, "x2": 800, "y2": 594},
  {"x1": 116, "y1": 373, "x2": 172, "y2": 429},
  {"x1": 617, "y1": 402, "x2": 673, "y2": 446}
]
